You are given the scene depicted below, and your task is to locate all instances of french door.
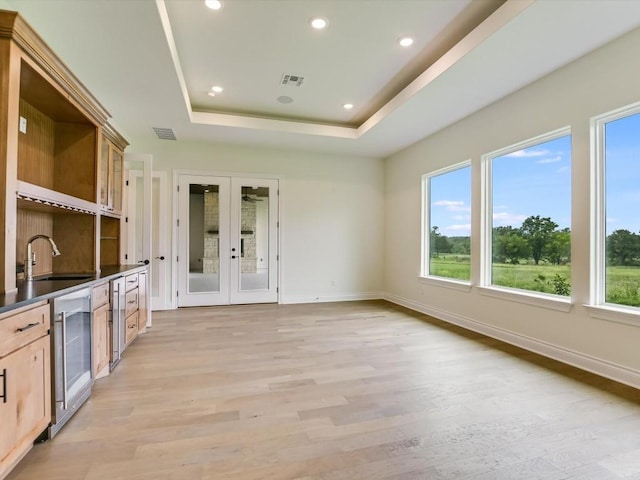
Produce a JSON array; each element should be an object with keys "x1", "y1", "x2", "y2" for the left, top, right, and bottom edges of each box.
[{"x1": 177, "y1": 175, "x2": 279, "y2": 306}]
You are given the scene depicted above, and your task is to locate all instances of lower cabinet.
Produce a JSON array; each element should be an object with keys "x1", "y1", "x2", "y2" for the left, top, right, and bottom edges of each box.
[
  {"x1": 125, "y1": 310, "x2": 139, "y2": 346},
  {"x1": 0, "y1": 333, "x2": 50, "y2": 480},
  {"x1": 92, "y1": 282, "x2": 110, "y2": 380}
]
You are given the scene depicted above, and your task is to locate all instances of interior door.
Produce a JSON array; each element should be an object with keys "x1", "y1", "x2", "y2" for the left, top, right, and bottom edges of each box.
[
  {"x1": 177, "y1": 175, "x2": 231, "y2": 307},
  {"x1": 124, "y1": 153, "x2": 152, "y2": 323},
  {"x1": 229, "y1": 178, "x2": 279, "y2": 304},
  {"x1": 177, "y1": 175, "x2": 278, "y2": 306},
  {"x1": 151, "y1": 171, "x2": 168, "y2": 310}
]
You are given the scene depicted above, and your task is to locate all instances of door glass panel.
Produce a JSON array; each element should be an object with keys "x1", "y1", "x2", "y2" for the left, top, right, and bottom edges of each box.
[
  {"x1": 189, "y1": 184, "x2": 220, "y2": 293},
  {"x1": 240, "y1": 185, "x2": 269, "y2": 291},
  {"x1": 151, "y1": 176, "x2": 160, "y2": 298},
  {"x1": 112, "y1": 150, "x2": 123, "y2": 212}
]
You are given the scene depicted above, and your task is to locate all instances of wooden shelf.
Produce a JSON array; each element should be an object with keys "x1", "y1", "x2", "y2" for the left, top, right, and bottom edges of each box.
[{"x1": 17, "y1": 181, "x2": 98, "y2": 215}]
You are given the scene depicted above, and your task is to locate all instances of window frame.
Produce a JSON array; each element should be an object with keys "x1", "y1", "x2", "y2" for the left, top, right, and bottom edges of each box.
[
  {"x1": 587, "y1": 102, "x2": 640, "y2": 325},
  {"x1": 479, "y1": 126, "x2": 573, "y2": 311},
  {"x1": 420, "y1": 160, "x2": 472, "y2": 288}
]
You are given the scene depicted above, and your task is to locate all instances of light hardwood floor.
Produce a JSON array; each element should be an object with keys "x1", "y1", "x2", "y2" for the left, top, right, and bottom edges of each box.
[{"x1": 7, "y1": 300, "x2": 640, "y2": 480}]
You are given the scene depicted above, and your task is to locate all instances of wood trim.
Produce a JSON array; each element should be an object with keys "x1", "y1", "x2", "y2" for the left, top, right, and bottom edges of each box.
[
  {"x1": 0, "y1": 39, "x2": 21, "y2": 294},
  {"x1": 103, "y1": 123, "x2": 129, "y2": 151}
]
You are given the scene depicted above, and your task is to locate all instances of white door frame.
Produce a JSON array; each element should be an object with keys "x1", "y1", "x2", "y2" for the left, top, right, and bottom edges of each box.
[
  {"x1": 173, "y1": 170, "x2": 281, "y2": 308},
  {"x1": 128, "y1": 169, "x2": 169, "y2": 310}
]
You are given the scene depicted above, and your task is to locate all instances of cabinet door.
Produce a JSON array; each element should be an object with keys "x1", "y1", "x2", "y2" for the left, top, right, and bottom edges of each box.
[
  {"x1": 92, "y1": 303, "x2": 110, "y2": 377},
  {"x1": 99, "y1": 138, "x2": 123, "y2": 215},
  {"x1": 112, "y1": 149, "x2": 123, "y2": 214},
  {"x1": 100, "y1": 137, "x2": 111, "y2": 207},
  {"x1": 0, "y1": 336, "x2": 51, "y2": 478},
  {"x1": 125, "y1": 311, "x2": 138, "y2": 346},
  {"x1": 137, "y1": 270, "x2": 147, "y2": 333}
]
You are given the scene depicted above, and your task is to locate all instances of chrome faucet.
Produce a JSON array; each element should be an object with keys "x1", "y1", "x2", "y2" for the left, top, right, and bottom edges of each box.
[{"x1": 26, "y1": 235, "x2": 61, "y2": 281}]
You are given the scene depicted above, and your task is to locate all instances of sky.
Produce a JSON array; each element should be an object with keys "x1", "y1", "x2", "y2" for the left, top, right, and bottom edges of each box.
[{"x1": 429, "y1": 112, "x2": 640, "y2": 238}]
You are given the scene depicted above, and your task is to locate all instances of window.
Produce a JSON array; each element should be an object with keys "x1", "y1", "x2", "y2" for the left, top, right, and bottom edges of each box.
[
  {"x1": 483, "y1": 129, "x2": 572, "y2": 296},
  {"x1": 594, "y1": 106, "x2": 640, "y2": 309},
  {"x1": 422, "y1": 162, "x2": 471, "y2": 282}
]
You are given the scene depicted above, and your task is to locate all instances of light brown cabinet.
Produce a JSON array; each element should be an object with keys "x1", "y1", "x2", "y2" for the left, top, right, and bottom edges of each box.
[
  {"x1": 0, "y1": 10, "x2": 128, "y2": 294},
  {"x1": 100, "y1": 125, "x2": 127, "y2": 217},
  {"x1": 122, "y1": 269, "x2": 148, "y2": 348},
  {"x1": 92, "y1": 282, "x2": 110, "y2": 379},
  {"x1": 124, "y1": 272, "x2": 139, "y2": 346},
  {"x1": 0, "y1": 302, "x2": 51, "y2": 480}
]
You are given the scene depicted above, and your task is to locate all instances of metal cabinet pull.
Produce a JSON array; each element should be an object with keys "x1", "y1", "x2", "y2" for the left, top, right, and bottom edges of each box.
[
  {"x1": 16, "y1": 322, "x2": 39, "y2": 332},
  {"x1": 1, "y1": 368, "x2": 6, "y2": 404}
]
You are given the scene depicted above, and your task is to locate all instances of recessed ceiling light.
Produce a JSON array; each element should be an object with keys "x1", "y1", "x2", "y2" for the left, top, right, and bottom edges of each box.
[
  {"x1": 277, "y1": 96, "x2": 293, "y2": 104},
  {"x1": 343, "y1": 103, "x2": 354, "y2": 110},
  {"x1": 310, "y1": 17, "x2": 328, "y2": 29},
  {"x1": 208, "y1": 92, "x2": 216, "y2": 97},
  {"x1": 205, "y1": 0, "x2": 223, "y2": 10},
  {"x1": 211, "y1": 86, "x2": 223, "y2": 93},
  {"x1": 398, "y1": 36, "x2": 414, "y2": 47}
]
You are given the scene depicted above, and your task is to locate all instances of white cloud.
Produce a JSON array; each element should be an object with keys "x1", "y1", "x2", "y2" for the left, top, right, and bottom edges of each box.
[
  {"x1": 555, "y1": 165, "x2": 570, "y2": 173},
  {"x1": 505, "y1": 149, "x2": 550, "y2": 158},
  {"x1": 434, "y1": 200, "x2": 470, "y2": 212},
  {"x1": 493, "y1": 211, "x2": 527, "y2": 226},
  {"x1": 536, "y1": 155, "x2": 562, "y2": 164},
  {"x1": 434, "y1": 200, "x2": 463, "y2": 207},
  {"x1": 442, "y1": 224, "x2": 471, "y2": 235},
  {"x1": 452, "y1": 214, "x2": 470, "y2": 221},
  {"x1": 446, "y1": 224, "x2": 471, "y2": 231}
]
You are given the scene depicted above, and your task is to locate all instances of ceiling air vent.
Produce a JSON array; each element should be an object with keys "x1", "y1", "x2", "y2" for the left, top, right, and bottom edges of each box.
[
  {"x1": 281, "y1": 74, "x2": 304, "y2": 87},
  {"x1": 152, "y1": 127, "x2": 176, "y2": 140}
]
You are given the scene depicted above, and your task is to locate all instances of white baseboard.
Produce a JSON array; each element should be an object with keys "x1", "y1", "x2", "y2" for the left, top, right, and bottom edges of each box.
[
  {"x1": 281, "y1": 292, "x2": 383, "y2": 305},
  {"x1": 384, "y1": 292, "x2": 640, "y2": 390}
]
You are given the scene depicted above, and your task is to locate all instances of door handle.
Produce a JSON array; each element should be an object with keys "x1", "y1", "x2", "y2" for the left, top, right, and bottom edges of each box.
[
  {"x1": 155, "y1": 256, "x2": 165, "y2": 260},
  {"x1": 138, "y1": 259, "x2": 150, "y2": 265},
  {"x1": 231, "y1": 255, "x2": 237, "y2": 259},
  {"x1": 1, "y1": 368, "x2": 6, "y2": 404}
]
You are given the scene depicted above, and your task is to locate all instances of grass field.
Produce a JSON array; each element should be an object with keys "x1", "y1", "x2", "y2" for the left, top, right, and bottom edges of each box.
[{"x1": 429, "y1": 255, "x2": 640, "y2": 306}]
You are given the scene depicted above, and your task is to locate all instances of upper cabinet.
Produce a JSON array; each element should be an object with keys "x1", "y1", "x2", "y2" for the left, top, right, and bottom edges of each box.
[
  {"x1": 0, "y1": 10, "x2": 128, "y2": 294},
  {"x1": 100, "y1": 125, "x2": 128, "y2": 217}
]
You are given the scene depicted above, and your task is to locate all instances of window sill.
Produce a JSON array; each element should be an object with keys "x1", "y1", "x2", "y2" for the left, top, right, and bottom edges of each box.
[
  {"x1": 477, "y1": 286, "x2": 572, "y2": 312},
  {"x1": 584, "y1": 304, "x2": 640, "y2": 327},
  {"x1": 418, "y1": 276, "x2": 471, "y2": 292}
]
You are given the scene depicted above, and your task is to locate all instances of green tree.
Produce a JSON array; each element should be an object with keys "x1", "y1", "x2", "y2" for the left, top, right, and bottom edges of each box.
[
  {"x1": 493, "y1": 226, "x2": 531, "y2": 264},
  {"x1": 546, "y1": 228, "x2": 571, "y2": 265},
  {"x1": 607, "y1": 229, "x2": 640, "y2": 266},
  {"x1": 430, "y1": 226, "x2": 441, "y2": 258},
  {"x1": 435, "y1": 234, "x2": 452, "y2": 255},
  {"x1": 449, "y1": 236, "x2": 470, "y2": 255},
  {"x1": 521, "y1": 215, "x2": 558, "y2": 265}
]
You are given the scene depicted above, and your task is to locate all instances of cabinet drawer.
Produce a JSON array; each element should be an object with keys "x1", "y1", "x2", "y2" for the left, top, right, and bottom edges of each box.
[
  {"x1": 0, "y1": 302, "x2": 50, "y2": 358},
  {"x1": 125, "y1": 289, "x2": 138, "y2": 319},
  {"x1": 125, "y1": 273, "x2": 138, "y2": 292},
  {"x1": 125, "y1": 311, "x2": 138, "y2": 345},
  {"x1": 92, "y1": 282, "x2": 110, "y2": 309}
]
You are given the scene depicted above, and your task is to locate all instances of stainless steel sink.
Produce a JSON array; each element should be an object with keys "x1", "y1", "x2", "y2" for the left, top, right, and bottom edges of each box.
[{"x1": 33, "y1": 275, "x2": 93, "y2": 281}]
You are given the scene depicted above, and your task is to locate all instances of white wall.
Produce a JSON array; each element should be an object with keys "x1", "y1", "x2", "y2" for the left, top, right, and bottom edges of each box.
[
  {"x1": 384, "y1": 26, "x2": 640, "y2": 386},
  {"x1": 127, "y1": 140, "x2": 385, "y2": 306}
]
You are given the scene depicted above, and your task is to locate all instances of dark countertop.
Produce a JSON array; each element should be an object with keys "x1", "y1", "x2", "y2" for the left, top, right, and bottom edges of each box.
[{"x1": 0, "y1": 265, "x2": 146, "y2": 314}]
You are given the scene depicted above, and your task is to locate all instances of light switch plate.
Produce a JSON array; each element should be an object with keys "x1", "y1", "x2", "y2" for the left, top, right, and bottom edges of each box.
[{"x1": 19, "y1": 116, "x2": 27, "y2": 134}]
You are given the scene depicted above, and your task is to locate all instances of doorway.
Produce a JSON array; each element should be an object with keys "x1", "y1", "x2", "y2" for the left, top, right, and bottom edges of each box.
[{"x1": 177, "y1": 175, "x2": 279, "y2": 306}]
